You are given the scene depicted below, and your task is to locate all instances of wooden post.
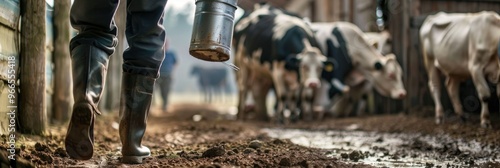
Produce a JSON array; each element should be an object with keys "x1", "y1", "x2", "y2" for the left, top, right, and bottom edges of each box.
[
  {"x1": 19, "y1": 0, "x2": 46, "y2": 135},
  {"x1": 401, "y1": 0, "x2": 410, "y2": 114},
  {"x1": 314, "y1": 0, "x2": 327, "y2": 22},
  {"x1": 332, "y1": 0, "x2": 341, "y2": 21},
  {"x1": 52, "y1": 0, "x2": 72, "y2": 123}
]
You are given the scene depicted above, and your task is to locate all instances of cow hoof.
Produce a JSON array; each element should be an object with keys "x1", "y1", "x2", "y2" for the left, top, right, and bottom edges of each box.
[
  {"x1": 435, "y1": 117, "x2": 443, "y2": 125},
  {"x1": 236, "y1": 113, "x2": 245, "y2": 120},
  {"x1": 283, "y1": 118, "x2": 291, "y2": 125},
  {"x1": 342, "y1": 86, "x2": 350, "y2": 93},
  {"x1": 459, "y1": 115, "x2": 468, "y2": 123},
  {"x1": 313, "y1": 112, "x2": 324, "y2": 121},
  {"x1": 243, "y1": 105, "x2": 255, "y2": 113},
  {"x1": 481, "y1": 122, "x2": 492, "y2": 129}
]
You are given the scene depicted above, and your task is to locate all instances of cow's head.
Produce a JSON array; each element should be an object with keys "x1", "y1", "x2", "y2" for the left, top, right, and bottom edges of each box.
[
  {"x1": 286, "y1": 47, "x2": 332, "y2": 89},
  {"x1": 370, "y1": 54, "x2": 407, "y2": 99}
]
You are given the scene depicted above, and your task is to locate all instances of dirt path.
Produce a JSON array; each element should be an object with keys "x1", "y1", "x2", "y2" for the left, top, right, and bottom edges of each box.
[{"x1": 1, "y1": 103, "x2": 500, "y2": 167}]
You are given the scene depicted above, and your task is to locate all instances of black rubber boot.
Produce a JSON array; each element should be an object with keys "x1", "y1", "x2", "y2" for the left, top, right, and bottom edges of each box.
[
  {"x1": 119, "y1": 72, "x2": 155, "y2": 164},
  {"x1": 65, "y1": 44, "x2": 109, "y2": 160}
]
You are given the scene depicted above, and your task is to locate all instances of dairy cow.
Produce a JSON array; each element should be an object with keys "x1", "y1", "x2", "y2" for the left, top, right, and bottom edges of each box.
[
  {"x1": 234, "y1": 4, "x2": 330, "y2": 122},
  {"x1": 190, "y1": 65, "x2": 229, "y2": 103},
  {"x1": 311, "y1": 22, "x2": 407, "y2": 117},
  {"x1": 420, "y1": 11, "x2": 500, "y2": 128}
]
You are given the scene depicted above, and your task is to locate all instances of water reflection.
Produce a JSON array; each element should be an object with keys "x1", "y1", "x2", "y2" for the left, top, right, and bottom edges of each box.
[{"x1": 262, "y1": 128, "x2": 500, "y2": 167}]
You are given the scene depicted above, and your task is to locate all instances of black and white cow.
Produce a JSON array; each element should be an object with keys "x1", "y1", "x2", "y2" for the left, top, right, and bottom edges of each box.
[
  {"x1": 311, "y1": 22, "x2": 407, "y2": 117},
  {"x1": 234, "y1": 4, "x2": 332, "y2": 122}
]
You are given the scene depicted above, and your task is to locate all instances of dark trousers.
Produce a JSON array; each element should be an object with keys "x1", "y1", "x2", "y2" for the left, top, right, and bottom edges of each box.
[
  {"x1": 156, "y1": 74, "x2": 172, "y2": 110},
  {"x1": 70, "y1": 0, "x2": 169, "y2": 78}
]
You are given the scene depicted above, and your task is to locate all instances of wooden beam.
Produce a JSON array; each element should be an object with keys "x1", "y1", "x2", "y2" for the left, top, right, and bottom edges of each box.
[
  {"x1": 52, "y1": 0, "x2": 72, "y2": 123},
  {"x1": 285, "y1": 0, "x2": 312, "y2": 13}
]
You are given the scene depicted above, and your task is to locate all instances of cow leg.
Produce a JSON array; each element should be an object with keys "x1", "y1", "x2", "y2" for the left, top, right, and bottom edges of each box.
[
  {"x1": 445, "y1": 77, "x2": 466, "y2": 122},
  {"x1": 470, "y1": 64, "x2": 492, "y2": 128},
  {"x1": 235, "y1": 37, "x2": 249, "y2": 120},
  {"x1": 312, "y1": 80, "x2": 330, "y2": 120},
  {"x1": 237, "y1": 84, "x2": 250, "y2": 120},
  {"x1": 282, "y1": 89, "x2": 298, "y2": 124},
  {"x1": 291, "y1": 89, "x2": 302, "y2": 122},
  {"x1": 201, "y1": 86, "x2": 206, "y2": 103},
  {"x1": 271, "y1": 63, "x2": 287, "y2": 123},
  {"x1": 426, "y1": 61, "x2": 445, "y2": 124},
  {"x1": 236, "y1": 63, "x2": 251, "y2": 120},
  {"x1": 498, "y1": 84, "x2": 500, "y2": 114},
  {"x1": 207, "y1": 88, "x2": 212, "y2": 103},
  {"x1": 422, "y1": 34, "x2": 446, "y2": 124},
  {"x1": 330, "y1": 96, "x2": 350, "y2": 117},
  {"x1": 355, "y1": 97, "x2": 367, "y2": 116},
  {"x1": 213, "y1": 87, "x2": 217, "y2": 102},
  {"x1": 310, "y1": 87, "x2": 326, "y2": 120},
  {"x1": 237, "y1": 87, "x2": 247, "y2": 120},
  {"x1": 206, "y1": 88, "x2": 210, "y2": 103},
  {"x1": 300, "y1": 88, "x2": 313, "y2": 121},
  {"x1": 214, "y1": 87, "x2": 220, "y2": 102},
  {"x1": 203, "y1": 88, "x2": 207, "y2": 103},
  {"x1": 357, "y1": 81, "x2": 374, "y2": 116},
  {"x1": 251, "y1": 81, "x2": 271, "y2": 121}
]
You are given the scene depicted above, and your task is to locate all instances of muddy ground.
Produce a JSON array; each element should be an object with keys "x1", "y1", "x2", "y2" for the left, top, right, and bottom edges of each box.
[{"x1": 2, "y1": 103, "x2": 500, "y2": 167}]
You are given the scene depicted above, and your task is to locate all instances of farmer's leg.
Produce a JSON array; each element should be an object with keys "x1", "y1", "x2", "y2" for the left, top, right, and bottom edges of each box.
[
  {"x1": 65, "y1": 0, "x2": 119, "y2": 160},
  {"x1": 119, "y1": 0, "x2": 168, "y2": 164}
]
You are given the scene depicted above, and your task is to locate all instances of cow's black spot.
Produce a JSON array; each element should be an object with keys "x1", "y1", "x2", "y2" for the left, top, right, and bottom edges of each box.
[
  {"x1": 322, "y1": 27, "x2": 353, "y2": 98},
  {"x1": 285, "y1": 57, "x2": 300, "y2": 72}
]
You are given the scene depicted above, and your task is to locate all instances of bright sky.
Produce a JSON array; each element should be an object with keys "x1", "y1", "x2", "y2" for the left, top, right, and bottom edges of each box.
[
  {"x1": 166, "y1": 0, "x2": 197, "y2": 24},
  {"x1": 166, "y1": 0, "x2": 244, "y2": 24},
  {"x1": 167, "y1": 0, "x2": 196, "y2": 11}
]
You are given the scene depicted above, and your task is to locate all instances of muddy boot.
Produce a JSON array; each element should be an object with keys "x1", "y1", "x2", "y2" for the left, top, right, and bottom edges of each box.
[
  {"x1": 65, "y1": 43, "x2": 110, "y2": 160},
  {"x1": 119, "y1": 72, "x2": 155, "y2": 164}
]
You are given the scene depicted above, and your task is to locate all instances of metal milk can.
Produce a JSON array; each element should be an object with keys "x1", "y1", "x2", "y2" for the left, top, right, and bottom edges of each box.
[{"x1": 189, "y1": 0, "x2": 238, "y2": 62}]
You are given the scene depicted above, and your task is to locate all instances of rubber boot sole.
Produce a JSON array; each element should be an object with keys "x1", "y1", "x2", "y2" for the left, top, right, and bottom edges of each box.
[
  {"x1": 122, "y1": 155, "x2": 151, "y2": 164},
  {"x1": 65, "y1": 103, "x2": 94, "y2": 160}
]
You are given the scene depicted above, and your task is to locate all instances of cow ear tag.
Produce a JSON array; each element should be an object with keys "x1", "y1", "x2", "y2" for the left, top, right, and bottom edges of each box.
[{"x1": 324, "y1": 63, "x2": 334, "y2": 72}]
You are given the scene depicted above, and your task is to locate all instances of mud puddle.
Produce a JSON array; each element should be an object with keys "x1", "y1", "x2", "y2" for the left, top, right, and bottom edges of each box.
[{"x1": 262, "y1": 126, "x2": 500, "y2": 167}]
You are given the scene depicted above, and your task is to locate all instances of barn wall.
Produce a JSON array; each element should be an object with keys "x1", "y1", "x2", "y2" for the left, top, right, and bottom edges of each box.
[
  {"x1": 0, "y1": 0, "x2": 55, "y2": 135},
  {"x1": 0, "y1": 0, "x2": 20, "y2": 135},
  {"x1": 377, "y1": 0, "x2": 410, "y2": 114}
]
